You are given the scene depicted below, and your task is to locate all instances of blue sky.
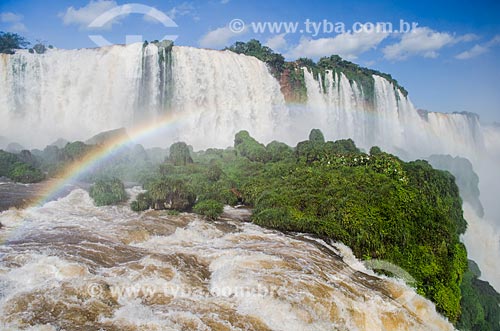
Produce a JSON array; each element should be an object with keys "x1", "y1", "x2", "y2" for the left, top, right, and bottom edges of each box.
[{"x1": 1, "y1": 0, "x2": 499, "y2": 122}]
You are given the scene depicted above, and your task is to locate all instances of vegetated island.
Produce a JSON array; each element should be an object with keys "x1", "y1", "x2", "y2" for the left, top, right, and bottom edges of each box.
[{"x1": 1, "y1": 128, "x2": 498, "y2": 330}]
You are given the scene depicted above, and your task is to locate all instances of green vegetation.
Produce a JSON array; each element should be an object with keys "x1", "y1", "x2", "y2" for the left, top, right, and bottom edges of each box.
[
  {"x1": 127, "y1": 129, "x2": 486, "y2": 325},
  {"x1": 89, "y1": 177, "x2": 127, "y2": 206},
  {"x1": 32, "y1": 42, "x2": 47, "y2": 54},
  {"x1": 0, "y1": 150, "x2": 44, "y2": 183},
  {"x1": 1, "y1": 128, "x2": 495, "y2": 328},
  {"x1": 225, "y1": 39, "x2": 408, "y2": 105},
  {"x1": 145, "y1": 176, "x2": 196, "y2": 210},
  {"x1": 130, "y1": 192, "x2": 151, "y2": 212},
  {"x1": 193, "y1": 199, "x2": 224, "y2": 221},
  {"x1": 427, "y1": 155, "x2": 484, "y2": 217},
  {"x1": 0, "y1": 31, "x2": 29, "y2": 54},
  {"x1": 63, "y1": 141, "x2": 90, "y2": 162},
  {"x1": 168, "y1": 142, "x2": 193, "y2": 166},
  {"x1": 225, "y1": 39, "x2": 285, "y2": 77},
  {"x1": 458, "y1": 261, "x2": 500, "y2": 331},
  {"x1": 8, "y1": 163, "x2": 45, "y2": 183},
  {"x1": 234, "y1": 130, "x2": 269, "y2": 162}
]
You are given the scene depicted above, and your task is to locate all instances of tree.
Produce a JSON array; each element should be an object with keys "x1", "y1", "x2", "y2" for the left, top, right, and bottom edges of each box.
[
  {"x1": 266, "y1": 141, "x2": 293, "y2": 162},
  {"x1": 32, "y1": 40, "x2": 47, "y2": 54},
  {"x1": 234, "y1": 130, "x2": 269, "y2": 162},
  {"x1": 168, "y1": 142, "x2": 193, "y2": 166},
  {"x1": 0, "y1": 32, "x2": 29, "y2": 54},
  {"x1": 146, "y1": 178, "x2": 195, "y2": 211},
  {"x1": 226, "y1": 39, "x2": 285, "y2": 76},
  {"x1": 63, "y1": 141, "x2": 90, "y2": 161},
  {"x1": 0, "y1": 150, "x2": 44, "y2": 183},
  {"x1": 8, "y1": 163, "x2": 44, "y2": 183},
  {"x1": 207, "y1": 161, "x2": 223, "y2": 181},
  {"x1": 328, "y1": 138, "x2": 359, "y2": 154},
  {"x1": 370, "y1": 146, "x2": 383, "y2": 155},
  {"x1": 89, "y1": 177, "x2": 127, "y2": 206},
  {"x1": 309, "y1": 129, "x2": 325, "y2": 144}
]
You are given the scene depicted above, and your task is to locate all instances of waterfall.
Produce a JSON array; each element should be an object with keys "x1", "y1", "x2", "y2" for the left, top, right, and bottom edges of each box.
[
  {"x1": 0, "y1": 43, "x2": 287, "y2": 149},
  {"x1": 1, "y1": 42, "x2": 499, "y2": 292},
  {"x1": 301, "y1": 69, "x2": 370, "y2": 145},
  {"x1": 301, "y1": 69, "x2": 499, "y2": 291},
  {"x1": 0, "y1": 44, "x2": 145, "y2": 145},
  {"x1": 302, "y1": 68, "x2": 485, "y2": 159},
  {"x1": 170, "y1": 46, "x2": 287, "y2": 148},
  {"x1": 0, "y1": 42, "x2": 488, "y2": 157}
]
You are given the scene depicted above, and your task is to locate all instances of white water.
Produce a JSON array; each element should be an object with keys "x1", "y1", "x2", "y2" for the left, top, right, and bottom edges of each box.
[
  {"x1": 0, "y1": 44, "x2": 287, "y2": 149},
  {"x1": 301, "y1": 69, "x2": 484, "y2": 159},
  {"x1": 0, "y1": 42, "x2": 499, "y2": 291},
  {"x1": 170, "y1": 46, "x2": 287, "y2": 148},
  {"x1": 0, "y1": 189, "x2": 455, "y2": 330},
  {"x1": 301, "y1": 68, "x2": 500, "y2": 290}
]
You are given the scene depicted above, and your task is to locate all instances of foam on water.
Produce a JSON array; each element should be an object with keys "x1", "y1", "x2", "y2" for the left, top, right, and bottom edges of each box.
[{"x1": 0, "y1": 190, "x2": 455, "y2": 330}]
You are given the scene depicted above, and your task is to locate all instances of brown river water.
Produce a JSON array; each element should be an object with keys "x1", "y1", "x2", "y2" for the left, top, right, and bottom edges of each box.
[{"x1": 0, "y1": 185, "x2": 455, "y2": 330}]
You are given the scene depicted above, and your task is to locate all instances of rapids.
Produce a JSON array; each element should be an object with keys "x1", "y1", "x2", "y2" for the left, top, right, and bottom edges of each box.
[
  {"x1": 0, "y1": 189, "x2": 455, "y2": 331},
  {"x1": 0, "y1": 41, "x2": 498, "y2": 303}
]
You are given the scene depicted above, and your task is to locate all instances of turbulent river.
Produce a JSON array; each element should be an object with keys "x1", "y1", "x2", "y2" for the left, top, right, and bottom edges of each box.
[
  {"x1": 1, "y1": 42, "x2": 499, "y2": 330},
  {"x1": 0, "y1": 188, "x2": 454, "y2": 331}
]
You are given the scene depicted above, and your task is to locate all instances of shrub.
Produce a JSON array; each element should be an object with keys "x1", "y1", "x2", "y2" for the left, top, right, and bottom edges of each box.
[
  {"x1": 207, "y1": 162, "x2": 223, "y2": 181},
  {"x1": 168, "y1": 142, "x2": 193, "y2": 166},
  {"x1": 63, "y1": 141, "x2": 90, "y2": 161},
  {"x1": 0, "y1": 150, "x2": 44, "y2": 183},
  {"x1": 234, "y1": 130, "x2": 269, "y2": 162},
  {"x1": 9, "y1": 163, "x2": 44, "y2": 183},
  {"x1": 193, "y1": 199, "x2": 224, "y2": 221},
  {"x1": 146, "y1": 177, "x2": 196, "y2": 211},
  {"x1": 309, "y1": 128, "x2": 325, "y2": 144},
  {"x1": 266, "y1": 141, "x2": 293, "y2": 162},
  {"x1": 89, "y1": 178, "x2": 127, "y2": 206},
  {"x1": 130, "y1": 192, "x2": 151, "y2": 211}
]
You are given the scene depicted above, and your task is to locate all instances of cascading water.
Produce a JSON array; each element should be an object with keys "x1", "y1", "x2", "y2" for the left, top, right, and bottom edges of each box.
[
  {"x1": 0, "y1": 44, "x2": 145, "y2": 145},
  {"x1": 301, "y1": 68, "x2": 500, "y2": 291},
  {"x1": 301, "y1": 68, "x2": 485, "y2": 159},
  {"x1": 0, "y1": 41, "x2": 499, "y2": 316},
  {"x1": 0, "y1": 42, "x2": 490, "y2": 160},
  {"x1": 169, "y1": 46, "x2": 287, "y2": 148},
  {"x1": 0, "y1": 43, "x2": 288, "y2": 149},
  {"x1": 0, "y1": 189, "x2": 455, "y2": 331},
  {"x1": 0, "y1": 42, "x2": 489, "y2": 156}
]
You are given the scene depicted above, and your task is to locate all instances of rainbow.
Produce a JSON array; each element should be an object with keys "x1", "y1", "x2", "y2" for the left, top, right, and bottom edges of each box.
[{"x1": 31, "y1": 112, "x2": 188, "y2": 207}]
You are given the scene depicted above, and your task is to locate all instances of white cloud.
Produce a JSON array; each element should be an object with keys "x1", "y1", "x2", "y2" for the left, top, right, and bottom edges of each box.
[
  {"x1": 382, "y1": 27, "x2": 477, "y2": 60},
  {"x1": 1, "y1": 12, "x2": 27, "y2": 32},
  {"x1": 220, "y1": 0, "x2": 230, "y2": 4},
  {"x1": 286, "y1": 27, "x2": 389, "y2": 60},
  {"x1": 456, "y1": 33, "x2": 480, "y2": 42},
  {"x1": 59, "y1": 0, "x2": 120, "y2": 30},
  {"x1": 456, "y1": 34, "x2": 500, "y2": 60},
  {"x1": 9, "y1": 22, "x2": 28, "y2": 33},
  {"x1": 265, "y1": 33, "x2": 287, "y2": 51},
  {"x1": 0, "y1": 12, "x2": 23, "y2": 23},
  {"x1": 455, "y1": 44, "x2": 488, "y2": 60},
  {"x1": 489, "y1": 35, "x2": 500, "y2": 45},
  {"x1": 165, "y1": 2, "x2": 196, "y2": 20},
  {"x1": 199, "y1": 26, "x2": 247, "y2": 49}
]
